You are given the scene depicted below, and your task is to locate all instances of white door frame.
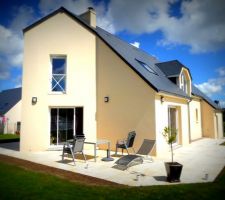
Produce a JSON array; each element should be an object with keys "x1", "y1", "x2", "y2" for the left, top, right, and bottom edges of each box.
[{"x1": 168, "y1": 106, "x2": 179, "y2": 144}]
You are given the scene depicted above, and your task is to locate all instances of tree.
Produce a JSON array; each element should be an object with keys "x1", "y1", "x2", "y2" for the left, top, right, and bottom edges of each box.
[{"x1": 162, "y1": 126, "x2": 177, "y2": 163}]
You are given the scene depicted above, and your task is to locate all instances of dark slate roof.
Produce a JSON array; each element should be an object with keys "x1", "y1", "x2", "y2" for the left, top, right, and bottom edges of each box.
[
  {"x1": 192, "y1": 85, "x2": 221, "y2": 109},
  {"x1": 156, "y1": 60, "x2": 192, "y2": 79},
  {"x1": 0, "y1": 88, "x2": 22, "y2": 115},
  {"x1": 95, "y1": 27, "x2": 189, "y2": 98}
]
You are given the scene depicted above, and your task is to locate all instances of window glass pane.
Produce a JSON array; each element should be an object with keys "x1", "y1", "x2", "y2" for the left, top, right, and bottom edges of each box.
[
  {"x1": 51, "y1": 57, "x2": 66, "y2": 92},
  {"x1": 52, "y1": 58, "x2": 65, "y2": 74},
  {"x1": 52, "y1": 75, "x2": 65, "y2": 92},
  {"x1": 50, "y1": 108, "x2": 85, "y2": 145},
  {"x1": 75, "y1": 107, "x2": 84, "y2": 137},
  {"x1": 58, "y1": 109, "x2": 74, "y2": 144},
  {"x1": 135, "y1": 59, "x2": 158, "y2": 75},
  {"x1": 50, "y1": 109, "x2": 57, "y2": 145}
]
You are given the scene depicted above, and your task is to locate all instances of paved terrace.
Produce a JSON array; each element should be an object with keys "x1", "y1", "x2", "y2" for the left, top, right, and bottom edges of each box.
[{"x1": 0, "y1": 138, "x2": 224, "y2": 186}]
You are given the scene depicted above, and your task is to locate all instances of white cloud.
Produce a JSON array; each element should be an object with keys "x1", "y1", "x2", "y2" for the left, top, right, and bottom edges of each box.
[
  {"x1": 0, "y1": 25, "x2": 23, "y2": 79},
  {"x1": 0, "y1": 25, "x2": 22, "y2": 55},
  {"x1": 195, "y1": 82, "x2": 222, "y2": 96},
  {"x1": 220, "y1": 101, "x2": 225, "y2": 108},
  {"x1": 0, "y1": 5, "x2": 36, "y2": 81},
  {"x1": 0, "y1": 61, "x2": 10, "y2": 80},
  {"x1": 39, "y1": 0, "x2": 116, "y2": 33},
  {"x1": 216, "y1": 67, "x2": 225, "y2": 76},
  {"x1": 39, "y1": 0, "x2": 93, "y2": 15},
  {"x1": 130, "y1": 41, "x2": 140, "y2": 48},
  {"x1": 12, "y1": 75, "x2": 22, "y2": 88},
  {"x1": 195, "y1": 77, "x2": 225, "y2": 97},
  {"x1": 8, "y1": 53, "x2": 23, "y2": 66},
  {"x1": 10, "y1": 5, "x2": 35, "y2": 32},
  {"x1": 105, "y1": 0, "x2": 225, "y2": 53}
]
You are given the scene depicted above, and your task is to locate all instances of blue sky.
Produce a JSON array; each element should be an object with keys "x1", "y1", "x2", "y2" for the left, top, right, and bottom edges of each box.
[{"x1": 0, "y1": 0, "x2": 225, "y2": 107}]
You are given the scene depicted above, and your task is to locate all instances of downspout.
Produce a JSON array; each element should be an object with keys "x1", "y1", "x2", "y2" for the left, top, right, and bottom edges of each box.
[{"x1": 187, "y1": 99, "x2": 192, "y2": 143}]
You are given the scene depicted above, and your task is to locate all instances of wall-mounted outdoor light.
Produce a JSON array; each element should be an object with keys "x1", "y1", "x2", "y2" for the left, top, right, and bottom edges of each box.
[
  {"x1": 32, "y1": 97, "x2": 37, "y2": 105},
  {"x1": 160, "y1": 96, "x2": 165, "y2": 103},
  {"x1": 104, "y1": 96, "x2": 109, "y2": 103}
]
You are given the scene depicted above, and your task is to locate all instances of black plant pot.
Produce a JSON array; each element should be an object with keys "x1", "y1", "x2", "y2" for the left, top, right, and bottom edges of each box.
[{"x1": 165, "y1": 162, "x2": 183, "y2": 182}]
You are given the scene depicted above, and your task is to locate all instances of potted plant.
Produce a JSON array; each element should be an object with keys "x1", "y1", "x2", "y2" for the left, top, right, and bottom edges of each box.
[{"x1": 162, "y1": 126, "x2": 183, "y2": 182}]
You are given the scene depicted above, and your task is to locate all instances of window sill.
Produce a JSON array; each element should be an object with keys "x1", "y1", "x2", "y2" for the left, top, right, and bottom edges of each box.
[{"x1": 48, "y1": 92, "x2": 67, "y2": 95}]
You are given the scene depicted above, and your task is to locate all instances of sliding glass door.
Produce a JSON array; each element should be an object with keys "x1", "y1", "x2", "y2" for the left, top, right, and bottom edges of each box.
[{"x1": 50, "y1": 108, "x2": 83, "y2": 145}]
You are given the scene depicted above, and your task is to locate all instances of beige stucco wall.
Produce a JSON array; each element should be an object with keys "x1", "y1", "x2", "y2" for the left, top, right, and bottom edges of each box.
[
  {"x1": 189, "y1": 98, "x2": 202, "y2": 141},
  {"x1": 21, "y1": 12, "x2": 96, "y2": 151},
  {"x1": 201, "y1": 100, "x2": 215, "y2": 138},
  {"x1": 96, "y1": 38, "x2": 156, "y2": 155},
  {"x1": 155, "y1": 95, "x2": 189, "y2": 156},
  {"x1": 4, "y1": 101, "x2": 21, "y2": 134}
]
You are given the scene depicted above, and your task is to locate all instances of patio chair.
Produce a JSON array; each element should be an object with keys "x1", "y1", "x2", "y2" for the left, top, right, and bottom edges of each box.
[
  {"x1": 62, "y1": 137, "x2": 86, "y2": 165},
  {"x1": 113, "y1": 139, "x2": 155, "y2": 170},
  {"x1": 115, "y1": 131, "x2": 136, "y2": 155},
  {"x1": 136, "y1": 139, "x2": 155, "y2": 162}
]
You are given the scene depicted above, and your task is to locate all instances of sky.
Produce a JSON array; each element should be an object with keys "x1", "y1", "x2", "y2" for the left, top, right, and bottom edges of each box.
[{"x1": 0, "y1": 0, "x2": 225, "y2": 108}]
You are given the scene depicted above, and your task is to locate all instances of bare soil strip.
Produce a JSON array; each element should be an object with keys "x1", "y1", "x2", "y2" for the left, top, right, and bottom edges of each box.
[{"x1": 0, "y1": 154, "x2": 122, "y2": 187}]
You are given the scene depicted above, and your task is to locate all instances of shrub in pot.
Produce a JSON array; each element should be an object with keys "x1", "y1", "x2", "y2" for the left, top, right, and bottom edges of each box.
[{"x1": 162, "y1": 127, "x2": 183, "y2": 182}]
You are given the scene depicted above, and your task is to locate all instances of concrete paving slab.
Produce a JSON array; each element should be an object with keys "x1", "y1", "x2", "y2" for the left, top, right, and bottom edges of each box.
[{"x1": 0, "y1": 138, "x2": 224, "y2": 186}]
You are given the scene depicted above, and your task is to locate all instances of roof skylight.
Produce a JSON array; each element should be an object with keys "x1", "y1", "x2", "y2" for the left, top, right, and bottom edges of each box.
[{"x1": 136, "y1": 59, "x2": 158, "y2": 75}]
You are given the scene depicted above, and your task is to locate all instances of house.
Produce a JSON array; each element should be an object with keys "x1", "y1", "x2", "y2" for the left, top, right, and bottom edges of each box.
[
  {"x1": 0, "y1": 87, "x2": 22, "y2": 134},
  {"x1": 20, "y1": 7, "x2": 224, "y2": 155}
]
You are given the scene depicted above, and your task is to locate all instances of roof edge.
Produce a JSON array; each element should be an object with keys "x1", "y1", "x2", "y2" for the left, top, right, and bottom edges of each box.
[{"x1": 23, "y1": 7, "x2": 96, "y2": 34}]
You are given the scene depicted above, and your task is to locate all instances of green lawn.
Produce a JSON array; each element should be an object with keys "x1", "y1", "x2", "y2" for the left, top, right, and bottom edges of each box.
[
  {"x1": 0, "y1": 162, "x2": 224, "y2": 200},
  {"x1": 0, "y1": 134, "x2": 20, "y2": 140},
  {"x1": 220, "y1": 141, "x2": 225, "y2": 146}
]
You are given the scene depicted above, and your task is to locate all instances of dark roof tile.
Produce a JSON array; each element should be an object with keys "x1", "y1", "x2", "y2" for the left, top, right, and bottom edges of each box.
[{"x1": 0, "y1": 88, "x2": 22, "y2": 115}]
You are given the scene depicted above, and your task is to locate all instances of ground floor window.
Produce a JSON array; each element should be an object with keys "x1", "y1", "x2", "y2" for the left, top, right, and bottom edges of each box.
[{"x1": 50, "y1": 107, "x2": 83, "y2": 145}]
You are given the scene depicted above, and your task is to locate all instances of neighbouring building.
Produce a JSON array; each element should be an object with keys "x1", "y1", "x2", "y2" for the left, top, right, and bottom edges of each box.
[
  {"x1": 0, "y1": 88, "x2": 22, "y2": 134},
  {"x1": 20, "y1": 7, "x2": 224, "y2": 155}
]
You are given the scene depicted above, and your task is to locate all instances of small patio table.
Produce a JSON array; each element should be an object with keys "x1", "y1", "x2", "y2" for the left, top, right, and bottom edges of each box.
[{"x1": 85, "y1": 139, "x2": 111, "y2": 162}]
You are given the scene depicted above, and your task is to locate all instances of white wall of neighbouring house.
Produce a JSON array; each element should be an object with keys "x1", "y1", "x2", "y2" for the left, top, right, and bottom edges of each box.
[
  {"x1": 21, "y1": 12, "x2": 96, "y2": 151},
  {"x1": 189, "y1": 98, "x2": 202, "y2": 141},
  {"x1": 215, "y1": 112, "x2": 224, "y2": 139},
  {"x1": 4, "y1": 101, "x2": 21, "y2": 134},
  {"x1": 155, "y1": 95, "x2": 189, "y2": 157}
]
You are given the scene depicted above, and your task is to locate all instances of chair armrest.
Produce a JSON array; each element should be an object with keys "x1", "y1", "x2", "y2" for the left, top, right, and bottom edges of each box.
[{"x1": 117, "y1": 139, "x2": 127, "y2": 145}]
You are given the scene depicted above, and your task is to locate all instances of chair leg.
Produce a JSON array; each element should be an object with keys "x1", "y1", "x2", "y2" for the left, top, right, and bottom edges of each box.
[
  {"x1": 122, "y1": 148, "x2": 123, "y2": 155},
  {"x1": 71, "y1": 152, "x2": 76, "y2": 166},
  {"x1": 132, "y1": 147, "x2": 135, "y2": 154},
  {"x1": 82, "y1": 152, "x2": 87, "y2": 162},
  {"x1": 125, "y1": 148, "x2": 129, "y2": 155},
  {"x1": 115, "y1": 146, "x2": 118, "y2": 155},
  {"x1": 69, "y1": 147, "x2": 76, "y2": 166},
  {"x1": 62, "y1": 147, "x2": 65, "y2": 161}
]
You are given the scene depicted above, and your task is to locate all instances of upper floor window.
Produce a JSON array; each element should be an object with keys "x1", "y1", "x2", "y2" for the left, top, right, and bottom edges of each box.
[
  {"x1": 180, "y1": 72, "x2": 187, "y2": 93},
  {"x1": 136, "y1": 59, "x2": 158, "y2": 75},
  {"x1": 51, "y1": 56, "x2": 66, "y2": 92}
]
